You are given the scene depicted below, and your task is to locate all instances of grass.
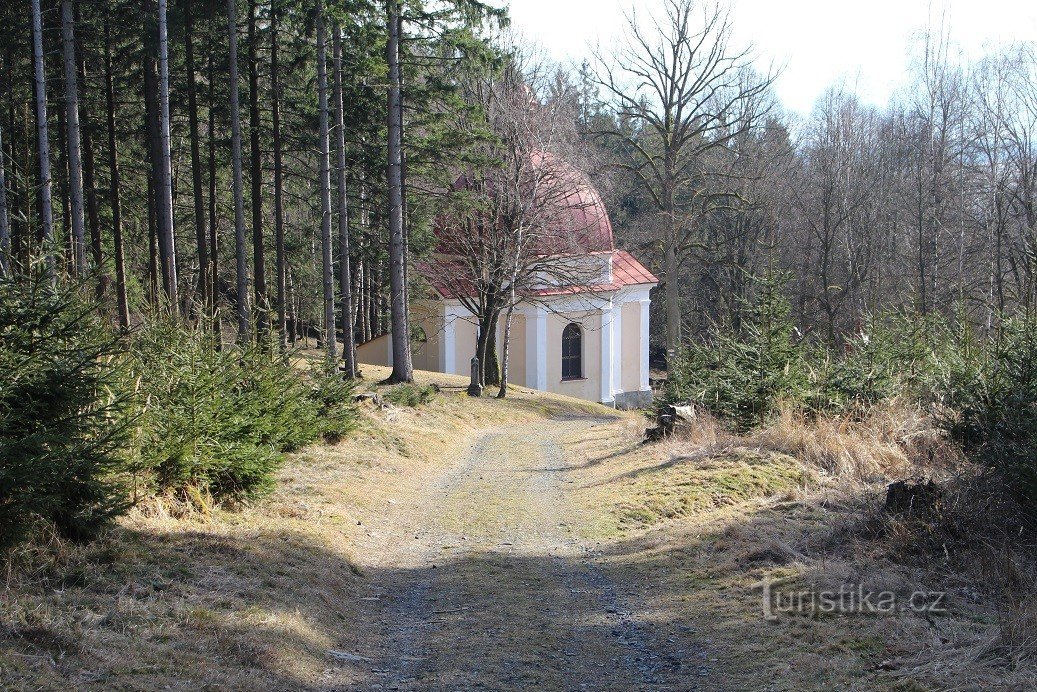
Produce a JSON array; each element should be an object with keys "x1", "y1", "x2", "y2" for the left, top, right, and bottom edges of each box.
[
  {"x1": 567, "y1": 402, "x2": 1037, "y2": 690},
  {"x1": 0, "y1": 364, "x2": 617, "y2": 690},
  {"x1": 4, "y1": 364, "x2": 1035, "y2": 690},
  {"x1": 614, "y1": 448, "x2": 813, "y2": 527}
]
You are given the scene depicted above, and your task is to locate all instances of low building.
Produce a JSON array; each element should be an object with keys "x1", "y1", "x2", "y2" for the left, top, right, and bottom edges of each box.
[{"x1": 358, "y1": 155, "x2": 657, "y2": 409}]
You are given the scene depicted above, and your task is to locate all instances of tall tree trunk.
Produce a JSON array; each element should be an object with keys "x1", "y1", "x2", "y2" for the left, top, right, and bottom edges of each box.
[
  {"x1": 316, "y1": 0, "x2": 336, "y2": 363},
  {"x1": 207, "y1": 48, "x2": 220, "y2": 337},
  {"x1": 228, "y1": 0, "x2": 250, "y2": 341},
  {"x1": 147, "y1": 177, "x2": 158, "y2": 305},
  {"x1": 333, "y1": 23, "x2": 357, "y2": 377},
  {"x1": 104, "y1": 20, "x2": 129, "y2": 328},
  {"x1": 270, "y1": 0, "x2": 287, "y2": 351},
  {"x1": 0, "y1": 118, "x2": 9, "y2": 277},
  {"x1": 156, "y1": 0, "x2": 178, "y2": 310},
  {"x1": 31, "y1": 0, "x2": 55, "y2": 281},
  {"x1": 663, "y1": 214, "x2": 680, "y2": 358},
  {"x1": 55, "y1": 90, "x2": 71, "y2": 272},
  {"x1": 385, "y1": 0, "x2": 412, "y2": 382},
  {"x1": 146, "y1": 0, "x2": 178, "y2": 309},
  {"x1": 4, "y1": 53, "x2": 23, "y2": 270},
  {"x1": 497, "y1": 301, "x2": 516, "y2": 399},
  {"x1": 397, "y1": 7, "x2": 411, "y2": 333},
  {"x1": 61, "y1": 0, "x2": 86, "y2": 276},
  {"x1": 78, "y1": 43, "x2": 105, "y2": 300},
  {"x1": 247, "y1": 0, "x2": 267, "y2": 343},
  {"x1": 184, "y1": 0, "x2": 210, "y2": 318}
]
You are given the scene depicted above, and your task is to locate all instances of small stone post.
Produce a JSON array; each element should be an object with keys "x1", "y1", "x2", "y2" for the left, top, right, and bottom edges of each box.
[{"x1": 467, "y1": 356, "x2": 483, "y2": 397}]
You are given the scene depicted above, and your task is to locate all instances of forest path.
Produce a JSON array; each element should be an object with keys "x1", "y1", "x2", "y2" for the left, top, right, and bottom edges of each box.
[{"x1": 341, "y1": 413, "x2": 695, "y2": 691}]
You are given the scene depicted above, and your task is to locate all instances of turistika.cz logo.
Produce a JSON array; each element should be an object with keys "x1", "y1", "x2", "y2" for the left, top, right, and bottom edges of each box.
[{"x1": 758, "y1": 578, "x2": 947, "y2": 620}]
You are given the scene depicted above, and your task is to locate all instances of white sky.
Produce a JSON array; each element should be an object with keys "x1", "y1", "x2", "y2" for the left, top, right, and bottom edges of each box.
[{"x1": 503, "y1": 0, "x2": 1037, "y2": 116}]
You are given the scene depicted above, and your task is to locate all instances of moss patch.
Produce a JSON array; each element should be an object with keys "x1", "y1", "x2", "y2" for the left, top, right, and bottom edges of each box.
[{"x1": 615, "y1": 448, "x2": 814, "y2": 527}]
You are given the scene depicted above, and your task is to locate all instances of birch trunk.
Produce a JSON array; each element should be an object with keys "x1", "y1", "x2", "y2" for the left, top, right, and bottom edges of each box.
[
  {"x1": 31, "y1": 0, "x2": 55, "y2": 281},
  {"x1": 333, "y1": 23, "x2": 357, "y2": 377},
  {"x1": 228, "y1": 0, "x2": 250, "y2": 342},
  {"x1": 497, "y1": 300, "x2": 516, "y2": 399},
  {"x1": 385, "y1": 0, "x2": 412, "y2": 382},
  {"x1": 316, "y1": 0, "x2": 337, "y2": 363}
]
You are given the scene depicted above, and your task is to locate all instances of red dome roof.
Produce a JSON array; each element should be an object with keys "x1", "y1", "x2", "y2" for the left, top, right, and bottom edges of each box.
[
  {"x1": 442, "y1": 151, "x2": 614, "y2": 255},
  {"x1": 528, "y1": 151, "x2": 614, "y2": 253}
]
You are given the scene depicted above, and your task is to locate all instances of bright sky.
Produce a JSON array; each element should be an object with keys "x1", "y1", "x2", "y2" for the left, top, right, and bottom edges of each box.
[{"x1": 503, "y1": 0, "x2": 1037, "y2": 116}]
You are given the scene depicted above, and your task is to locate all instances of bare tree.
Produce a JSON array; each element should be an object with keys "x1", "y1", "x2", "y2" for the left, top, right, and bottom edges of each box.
[
  {"x1": 432, "y1": 54, "x2": 604, "y2": 395},
  {"x1": 593, "y1": 0, "x2": 774, "y2": 355}
]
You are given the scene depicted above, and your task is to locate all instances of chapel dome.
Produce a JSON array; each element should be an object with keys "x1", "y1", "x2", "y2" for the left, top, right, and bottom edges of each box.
[{"x1": 444, "y1": 151, "x2": 614, "y2": 255}]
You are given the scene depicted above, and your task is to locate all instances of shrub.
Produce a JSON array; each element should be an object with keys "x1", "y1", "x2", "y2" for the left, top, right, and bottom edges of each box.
[
  {"x1": 667, "y1": 273, "x2": 807, "y2": 432},
  {"x1": 809, "y1": 313, "x2": 946, "y2": 414},
  {"x1": 384, "y1": 383, "x2": 438, "y2": 408},
  {"x1": 127, "y1": 322, "x2": 356, "y2": 503},
  {"x1": 933, "y1": 315, "x2": 1037, "y2": 505},
  {"x1": 0, "y1": 275, "x2": 130, "y2": 549}
]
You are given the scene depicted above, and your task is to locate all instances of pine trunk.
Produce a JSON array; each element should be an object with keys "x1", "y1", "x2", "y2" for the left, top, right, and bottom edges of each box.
[
  {"x1": 270, "y1": 0, "x2": 287, "y2": 351},
  {"x1": 61, "y1": 0, "x2": 86, "y2": 276},
  {"x1": 247, "y1": 0, "x2": 267, "y2": 343},
  {"x1": 31, "y1": 0, "x2": 55, "y2": 281},
  {"x1": 207, "y1": 48, "x2": 220, "y2": 338},
  {"x1": 316, "y1": 0, "x2": 337, "y2": 363},
  {"x1": 184, "y1": 0, "x2": 210, "y2": 317},
  {"x1": 385, "y1": 0, "x2": 412, "y2": 382},
  {"x1": 333, "y1": 23, "x2": 357, "y2": 377},
  {"x1": 0, "y1": 118, "x2": 9, "y2": 277},
  {"x1": 104, "y1": 20, "x2": 129, "y2": 328},
  {"x1": 78, "y1": 41, "x2": 105, "y2": 300},
  {"x1": 228, "y1": 0, "x2": 250, "y2": 342},
  {"x1": 155, "y1": 0, "x2": 178, "y2": 309}
]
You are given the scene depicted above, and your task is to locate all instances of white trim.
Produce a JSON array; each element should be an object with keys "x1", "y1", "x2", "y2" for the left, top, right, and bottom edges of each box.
[
  {"x1": 600, "y1": 298, "x2": 614, "y2": 404},
  {"x1": 527, "y1": 306, "x2": 547, "y2": 390},
  {"x1": 639, "y1": 298, "x2": 651, "y2": 391},
  {"x1": 443, "y1": 305, "x2": 458, "y2": 375},
  {"x1": 611, "y1": 298, "x2": 622, "y2": 396}
]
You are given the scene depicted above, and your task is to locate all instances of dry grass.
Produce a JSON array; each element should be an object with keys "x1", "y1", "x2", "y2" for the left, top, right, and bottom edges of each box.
[
  {"x1": 573, "y1": 399, "x2": 1037, "y2": 690},
  {"x1": 0, "y1": 364, "x2": 617, "y2": 690}
]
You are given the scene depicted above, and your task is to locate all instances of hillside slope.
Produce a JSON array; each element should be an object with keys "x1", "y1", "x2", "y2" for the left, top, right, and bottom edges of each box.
[{"x1": 2, "y1": 367, "x2": 1024, "y2": 690}]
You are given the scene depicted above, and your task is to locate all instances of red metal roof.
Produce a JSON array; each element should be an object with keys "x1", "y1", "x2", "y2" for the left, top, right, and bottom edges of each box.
[
  {"x1": 611, "y1": 249, "x2": 658, "y2": 287},
  {"x1": 418, "y1": 249, "x2": 656, "y2": 300}
]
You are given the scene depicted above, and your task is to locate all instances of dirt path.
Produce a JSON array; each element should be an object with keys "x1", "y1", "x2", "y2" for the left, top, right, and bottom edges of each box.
[{"x1": 342, "y1": 414, "x2": 700, "y2": 691}]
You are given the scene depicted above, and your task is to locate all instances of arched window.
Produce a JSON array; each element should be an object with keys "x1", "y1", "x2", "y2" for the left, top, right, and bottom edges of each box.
[{"x1": 562, "y1": 323, "x2": 583, "y2": 380}]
